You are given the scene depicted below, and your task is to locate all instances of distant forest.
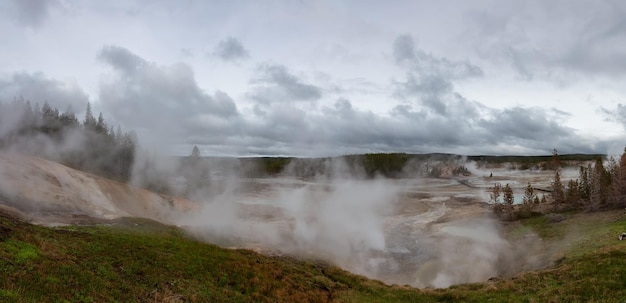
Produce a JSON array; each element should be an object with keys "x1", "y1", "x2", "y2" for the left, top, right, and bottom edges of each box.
[
  {"x1": 0, "y1": 98, "x2": 136, "y2": 182},
  {"x1": 233, "y1": 152, "x2": 605, "y2": 179}
]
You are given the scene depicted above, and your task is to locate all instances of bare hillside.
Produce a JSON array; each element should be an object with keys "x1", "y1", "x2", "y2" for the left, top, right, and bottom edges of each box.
[{"x1": 0, "y1": 152, "x2": 196, "y2": 225}]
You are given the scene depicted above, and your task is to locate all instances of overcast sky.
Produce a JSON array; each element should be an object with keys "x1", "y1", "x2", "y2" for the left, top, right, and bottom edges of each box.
[{"x1": 2, "y1": 0, "x2": 626, "y2": 157}]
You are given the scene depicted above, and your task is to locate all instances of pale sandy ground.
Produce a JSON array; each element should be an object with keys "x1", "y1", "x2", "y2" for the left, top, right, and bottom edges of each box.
[{"x1": 0, "y1": 152, "x2": 196, "y2": 226}]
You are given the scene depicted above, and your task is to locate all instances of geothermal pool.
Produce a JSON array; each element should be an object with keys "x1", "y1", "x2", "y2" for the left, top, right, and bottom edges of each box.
[{"x1": 187, "y1": 167, "x2": 576, "y2": 288}]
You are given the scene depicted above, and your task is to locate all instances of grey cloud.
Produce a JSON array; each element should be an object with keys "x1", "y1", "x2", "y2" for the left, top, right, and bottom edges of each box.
[
  {"x1": 181, "y1": 48, "x2": 194, "y2": 58},
  {"x1": 11, "y1": 0, "x2": 57, "y2": 29},
  {"x1": 392, "y1": 35, "x2": 483, "y2": 81},
  {"x1": 247, "y1": 105, "x2": 311, "y2": 143},
  {"x1": 550, "y1": 107, "x2": 571, "y2": 117},
  {"x1": 395, "y1": 74, "x2": 452, "y2": 115},
  {"x1": 98, "y1": 45, "x2": 240, "y2": 147},
  {"x1": 212, "y1": 37, "x2": 250, "y2": 61},
  {"x1": 392, "y1": 35, "x2": 416, "y2": 63},
  {"x1": 556, "y1": 4, "x2": 626, "y2": 77},
  {"x1": 602, "y1": 103, "x2": 626, "y2": 131},
  {"x1": 398, "y1": 73, "x2": 453, "y2": 97},
  {"x1": 0, "y1": 72, "x2": 89, "y2": 111},
  {"x1": 229, "y1": 53, "x2": 593, "y2": 156},
  {"x1": 317, "y1": 98, "x2": 472, "y2": 152},
  {"x1": 475, "y1": 106, "x2": 592, "y2": 154},
  {"x1": 333, "y1": 98, "x2": 354, "y2": 118},
  {"x1": 299, "y1": 98, "x2": 596, "y2": 156},
  {"x1": 506, "y1": 47, "x2": 534, "y2": 81},
  {"x1": 392, "y1": 35, "x2": 483, "y2": 115},
  {"x1": 390, "y1": 104, "x2": 427, "y2": 120},
  {"x1": 240, "y1": 96, "x2": 473, "y2": 156},
  {"x1": 98, "y1": 45, "x2": 146, "y2": 74},
  {"x1": 250, "y1": 64, "x2": 322, "y2": 104},
  {"x1": 466, "y1": 1, "x2": 626, "y2": 80},
  {"x1": 173, "y1": 93, "x2": 599, "y2": 157}
]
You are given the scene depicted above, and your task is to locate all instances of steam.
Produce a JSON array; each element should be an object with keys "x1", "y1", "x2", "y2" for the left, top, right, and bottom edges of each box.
[
  {"x1": 184, "y1": 178, "x2": 393, "y2": 276},
  {"x1": 416, "y1": 218, "x2": 510, "y2": 288},
  {"x1": 176, "y1": 158, "x2": 544, "y2": 288}
]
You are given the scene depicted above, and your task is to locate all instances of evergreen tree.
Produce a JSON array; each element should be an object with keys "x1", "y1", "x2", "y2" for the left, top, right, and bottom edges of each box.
[
  {"x1": 40, "y1": 101, "x2": 61, "y2": 135},
  {"x1": 578, "y1": 165, "x2": 591, "y2": 202},
  {"x1": 96, "y1": 112, "x2": 107, "y2": 134},
  {"x1": 503, "y1": 183, "x2": 515, "y2": 220},
  {"x1": 551, "y1": 149, "x2": 565, "y2": 211},
  {"x1": 59, "y1": 105, "x2": 79, "y2": 128},
  {"x1": 552, "y1": 170, "x2": 565, "y2": 211},
  {"x1": 116, "y1": 126, "x2": 123, "y2": 141},
  {"x1": 0, "y1": 99, "x2": 136, "y2": 183},
  {"x1": 609, "y1": 148, "x2": 626, "y2": 209},
  {"x1": 183, "y1": 145, "x2": 210, "y2": 196},
  {"x1": 490, "y1": 183, "x2": 504, "y2": 216},
  {"x1": 191, "y1": 145, "x2": 200, "y2": 158},
  {"x1": 22, "y1": 100, "x2": 37, "y2": 128},
  {"x1": 565, "y1": 179, "x2": 580, "y2": 210},
  {"x1": 84, "y1": 102, "x2": 96, "y2": 129},
  {"x1": 551, "y1": 148, "x2": 560, "y2": 170},
  {"x1": 590, "y1": 158, "x2": 611, "y2": 210},
  {"x1": 588, "y1": 158, "x2": 609, "y2": 211},
  {"x1": 520, "y1": 182, "x2": 536, "y2": 218}
]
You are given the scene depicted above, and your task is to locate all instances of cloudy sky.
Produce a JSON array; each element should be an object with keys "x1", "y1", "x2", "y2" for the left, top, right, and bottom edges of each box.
[{"x1": 2, "y1": 0, "x2": 626, "y2": 157}]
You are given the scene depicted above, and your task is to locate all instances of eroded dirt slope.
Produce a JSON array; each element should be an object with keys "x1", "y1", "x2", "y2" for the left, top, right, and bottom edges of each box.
[{"x1": 0, "y1": 152, "x2": 195, "y2": 225}]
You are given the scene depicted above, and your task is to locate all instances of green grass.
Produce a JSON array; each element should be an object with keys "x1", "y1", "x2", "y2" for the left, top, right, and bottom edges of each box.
[{"x1": 0, "y1": 210, "x2": 625, "y2": 302}]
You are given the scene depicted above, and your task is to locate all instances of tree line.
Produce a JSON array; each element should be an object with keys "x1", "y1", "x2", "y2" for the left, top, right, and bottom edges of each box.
[
  {"x1": 0, "y1": 98, "x2": 136, "y2": 183},
  {"x1": 491, "y1": 149, "x2": 626, "y2": 221},
  {"x1": 550, "y1": 148, "x2": 626, "y2": 212}
]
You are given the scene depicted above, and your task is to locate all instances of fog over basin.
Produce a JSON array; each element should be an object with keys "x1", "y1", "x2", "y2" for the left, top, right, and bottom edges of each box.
[{"x1": 186, "y1": 169, "x2": 569, "y2": 288}]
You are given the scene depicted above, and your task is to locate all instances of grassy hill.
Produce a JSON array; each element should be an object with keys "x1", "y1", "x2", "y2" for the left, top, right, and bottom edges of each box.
[{"x1": 1, "y1": 208, "x2": 625, "y2": 302}]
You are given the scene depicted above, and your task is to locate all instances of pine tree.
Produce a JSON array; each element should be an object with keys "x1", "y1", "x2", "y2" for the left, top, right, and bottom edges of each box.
[
  {"x1": 503, "y1": 183, "x2": 515, "y2": 220},
  {"x1": 116, "y1": 126, "x2": 123, "y2": 141},
  {"x1": 490, "y1": 183, "x2": 504, "y2": 217},
  {"x1": 191, "y1": 145, "x2": 200, "y2": 158},
  {"x1": 589, "y1": 158, "x2": 610, "y2": 211},
  {"x1": 0, "y1": 99, "x2": 136, "y2": 183},
  {"x1": 609, "y1": 148, "x2": 626, "y2": 209},
  {"x1": 520, "y1": 182, "x2": 536, "y2": 218},
  {"x1": 84, "y1": 102, "x2": 96, "y2": 129},
  {"x1": 565, "y1": 179, "x2": 580, "y2": 210},
  {"x1": 579, "y1": 165, "x2": 591, "y2": 202},
  {"x1": 59, "y1": 105, "x2": 79, "y2": 128},
  {"x1": 552, "y1": 170, "x2": 565, "y2": 211},
  {"x1": 23, "y1": 100, "x2": 36, "y2": 128},
  {"x1": 96, "y1": 112, "x2": 107, "y2": 134},
  {"x1": 551, "y1": 149, "x2": 564, "y2": 211},
  {"x1": 551, "y1": 148, "x2": 560, "y2": 171},
  {"x1": 40, "y1": 101, "x2": 61, "y2": 135}
]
